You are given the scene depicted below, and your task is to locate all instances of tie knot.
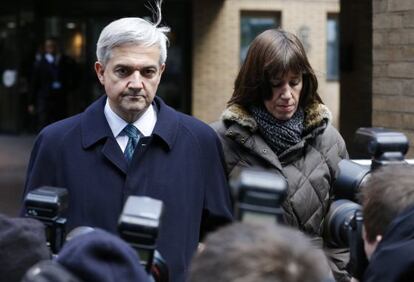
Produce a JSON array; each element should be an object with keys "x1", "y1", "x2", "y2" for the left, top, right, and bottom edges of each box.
[{"x1": 123, "y1": 124, "x2": 140, "y2": 138}]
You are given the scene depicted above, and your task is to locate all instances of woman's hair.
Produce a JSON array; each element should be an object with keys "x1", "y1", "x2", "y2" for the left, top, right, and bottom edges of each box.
[
  {"x1": 228, "y1": 29, "x2": 322, "y2": 108},
  {"x1": 96, "y1": 1, "x2": 170, "y2": 66}
]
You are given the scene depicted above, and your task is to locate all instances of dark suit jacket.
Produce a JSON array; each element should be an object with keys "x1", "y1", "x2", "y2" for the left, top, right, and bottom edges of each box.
[
  {"x1": 30, "y1": 54, "x2": 77, "y2": 102},
  {"x1": 362, "y1": 206, "x2": 414, "y2": 282},
  {"x1": 23, "y1": 95, "x2": 233, "y2": 282}
]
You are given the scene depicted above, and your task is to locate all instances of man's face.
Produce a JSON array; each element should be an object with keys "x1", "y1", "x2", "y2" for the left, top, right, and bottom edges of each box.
[
  {"x1": 44, "y1": 39, "x2": 58, "y2": 55},
  {"x1": 95, "y1": 44, "x2": 165, "y2": 122}
]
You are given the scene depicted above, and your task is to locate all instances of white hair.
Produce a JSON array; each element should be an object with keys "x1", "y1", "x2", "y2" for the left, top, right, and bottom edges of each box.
[{"x1": 96, "y1": 1, "x2": 170, "y2": 66}]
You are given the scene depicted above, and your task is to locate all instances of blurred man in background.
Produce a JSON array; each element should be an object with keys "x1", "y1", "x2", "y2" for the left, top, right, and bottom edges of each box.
[{"x1": 29, "y1": 37, "x2": 77, "y2": 130}]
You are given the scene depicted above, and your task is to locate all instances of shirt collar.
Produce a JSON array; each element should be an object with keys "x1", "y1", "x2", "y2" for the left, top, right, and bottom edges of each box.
[
  {"x1": 104, "y1": 98, "x2": 157, "y2": 137},
  {"x1": 45, "y1": 53, "x2": 54, "y2": 64}
]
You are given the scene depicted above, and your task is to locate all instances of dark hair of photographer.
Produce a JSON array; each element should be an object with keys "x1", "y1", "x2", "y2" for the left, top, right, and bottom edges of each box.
[
  {"x1": 56, "y1": 228, "x2": 150, "y2": 282},
  {"x1": 358, "y1": 165, "x2": 414, "y2": 282},
  {"x1": 0, "y1": 214, "x2": 50, "y2": 282},
  {"x1": 189, "y1": 222, "x2": 333, "y2": 282}
]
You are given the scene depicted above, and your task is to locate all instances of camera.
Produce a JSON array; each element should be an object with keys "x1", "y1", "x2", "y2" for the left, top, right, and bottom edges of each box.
[
  {"x1": 118, "y1": 195, "x2": 168, "y2": 282},
  {"x1": 230, "y1": 168, "x2": 288, "y2": 224},
  {"x1": 23, "y1": 186, "x2": 68, "y2": 254},
  {"x1": 324, "y1": 127, "x2": 409, "y2": 278},
  {"x1": 323, "y1": 199, "x2": 362, "y2": 248},
  {"x1": 326, "y1": 127, "x2": 409, "y2": 246},
  {"x1": 334, "y1": 127, "x2": 409, "y2": 202}
]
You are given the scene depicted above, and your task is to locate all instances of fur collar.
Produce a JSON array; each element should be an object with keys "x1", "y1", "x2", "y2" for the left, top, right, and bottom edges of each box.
[{"x1": 221, "y1": 102, "x2": 332, "y2": 132}]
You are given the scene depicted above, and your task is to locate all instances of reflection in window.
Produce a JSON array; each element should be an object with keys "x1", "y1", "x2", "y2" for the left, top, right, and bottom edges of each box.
[
  {"x1": 327, "y1": 14, "x2": 339, "y2": 81},
  {"x1": 240, "y1": 12, "x2": 280, "y2": 63}
]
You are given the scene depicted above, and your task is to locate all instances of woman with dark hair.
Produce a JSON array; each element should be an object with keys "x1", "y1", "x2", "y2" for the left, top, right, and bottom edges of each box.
[{"x1": 212, "y1": 29, "x2": 350, "y2": 282}]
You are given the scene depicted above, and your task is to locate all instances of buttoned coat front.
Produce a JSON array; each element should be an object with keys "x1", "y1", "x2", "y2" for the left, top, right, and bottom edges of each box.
[{"x1": 24, "y1": 95, "x2": 233, "y2": 282}]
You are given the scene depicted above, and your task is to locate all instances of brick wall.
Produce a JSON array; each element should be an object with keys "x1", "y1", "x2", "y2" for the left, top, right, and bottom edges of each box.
[
  {"x1": 192, "y1": 0, "x2": 340, "y2": 125},
  {"x1": 339, "y1": 0, "x2": 373, "y2": 157},
  {"x1": 372, "y1": 0, "x2": 414, "y2": 157}
]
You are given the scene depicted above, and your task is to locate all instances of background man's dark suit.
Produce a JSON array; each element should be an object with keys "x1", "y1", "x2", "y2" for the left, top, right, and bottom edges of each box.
[{"x1": 30, "y1": 49, "x2": 77, "y2": 130}]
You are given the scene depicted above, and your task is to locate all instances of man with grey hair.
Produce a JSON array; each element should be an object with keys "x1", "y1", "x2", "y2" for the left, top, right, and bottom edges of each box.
[{"x1": 22, "y1": 3, "x2": 233, "y2": 281}]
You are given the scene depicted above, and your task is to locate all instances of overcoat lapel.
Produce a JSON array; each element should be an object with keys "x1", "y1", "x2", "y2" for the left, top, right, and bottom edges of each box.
[
  {"x1": 102, "y1": 137, "x2": 128, "y2": 174},
  {"x1": 81, "y1": 95, "x2": 128, "y2": 174}
]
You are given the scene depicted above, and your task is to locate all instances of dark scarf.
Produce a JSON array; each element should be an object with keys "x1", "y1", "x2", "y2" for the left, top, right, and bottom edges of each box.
[{"x1": 249, "y1": 105, "x2": 304, "y2": 155}]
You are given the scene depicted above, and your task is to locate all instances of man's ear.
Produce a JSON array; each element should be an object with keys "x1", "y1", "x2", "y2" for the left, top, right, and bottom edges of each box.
[
  {"x1": 363, "y1": 227, "x2": 383, "y2": 244},
  {"x1": 94, "y1": 62, "x2": 105, "y2": 85},
  {"x1": 362, "y1": 226, "x2": 382, "y2": 259},
  {"x1": 159, "y1": 63, "x2": 165, "y2": 76}
]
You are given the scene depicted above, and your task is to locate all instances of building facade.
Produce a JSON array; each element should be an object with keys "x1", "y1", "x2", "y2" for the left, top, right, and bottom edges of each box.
[
  {"x1": 0, "y1": 0, "x2": 192, "y2": 133},
  {"x1": 0, "y1": 0, "x2": 341, "y2": 135},
  {"x1": 192, "y1": 0, "x2": 341, "y2": 127},
  {"x1": 340, "y1": 0, "x2": 414, "y2": 157},
  {"x1": 372, "y1": 0, "x2": 414, "y2": 157}
]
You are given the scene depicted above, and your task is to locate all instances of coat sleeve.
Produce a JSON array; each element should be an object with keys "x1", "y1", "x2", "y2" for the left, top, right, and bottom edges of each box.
[
  {"x1": 21, "y1": 130, "x2": 60, "y2": 214},
  {"x1": 199, "y1": 129, "x2": 233, "y2": 240},
  {"x1": 323, "y1": 124, "x2": 349, "y2": 182},
  {"x1": 321, "y1": 125, "x2": 351, "y2": 282}
]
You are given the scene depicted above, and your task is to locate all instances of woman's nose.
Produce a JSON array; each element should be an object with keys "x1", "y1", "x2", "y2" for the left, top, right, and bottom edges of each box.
[{"x1": 280, "y1": 84, "x2": 292, "y2": 99}]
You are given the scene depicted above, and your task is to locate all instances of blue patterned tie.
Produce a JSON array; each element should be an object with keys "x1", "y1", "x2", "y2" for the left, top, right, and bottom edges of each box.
[{"x1": 123, "y1": 124, "x2": 141, "y2": 163}]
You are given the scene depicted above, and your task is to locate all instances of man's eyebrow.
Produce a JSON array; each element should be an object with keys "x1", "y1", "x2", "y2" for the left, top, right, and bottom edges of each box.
[{"x1": 113, "y1": 63, "x2": 159, "y2": 69}]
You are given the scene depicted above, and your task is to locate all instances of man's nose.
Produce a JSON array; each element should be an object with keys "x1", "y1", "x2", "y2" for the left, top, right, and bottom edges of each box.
[{"x1": 128, "y1": 71, "x2": 144, "y2": 89}]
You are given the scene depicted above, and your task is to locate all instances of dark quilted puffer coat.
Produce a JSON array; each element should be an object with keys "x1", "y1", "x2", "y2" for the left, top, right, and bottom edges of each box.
[{"x1": 211, "y1": 101, "x2": 350, "y2": 282}]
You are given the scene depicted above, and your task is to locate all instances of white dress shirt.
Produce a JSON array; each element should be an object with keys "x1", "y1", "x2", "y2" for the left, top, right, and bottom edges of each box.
[{"x1": 104, "y1": 98, "x2": 157, "y2": 152}]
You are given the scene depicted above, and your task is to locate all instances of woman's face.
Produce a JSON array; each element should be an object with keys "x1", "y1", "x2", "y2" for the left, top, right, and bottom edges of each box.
[{"x1": 264, "y1": 71, "x2": 302, "y2": 120}]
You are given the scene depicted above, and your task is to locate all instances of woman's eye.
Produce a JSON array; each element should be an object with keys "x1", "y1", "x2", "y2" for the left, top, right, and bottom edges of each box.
[
  {"x1": 271, "y1": 81, "x2": 282, "y2": 88},
  {"x1": 290, "y1": 79, "x2": 301, "y2": 86}
]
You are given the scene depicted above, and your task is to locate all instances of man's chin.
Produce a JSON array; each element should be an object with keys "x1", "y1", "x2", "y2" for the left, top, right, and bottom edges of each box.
[{"x1": 129, "y1": 104, "x2": 150, "y2": 115}]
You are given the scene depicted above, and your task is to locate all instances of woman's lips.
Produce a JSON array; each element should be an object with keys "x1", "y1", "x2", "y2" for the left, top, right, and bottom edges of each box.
[{"x1": 277, "y1": 104, "x2": 294, "y2": 112}]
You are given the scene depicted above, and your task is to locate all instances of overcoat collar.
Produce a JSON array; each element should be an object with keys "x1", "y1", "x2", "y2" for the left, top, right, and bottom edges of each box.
[
  {"x1": 220, "y1": 102, "x2": 332, "y2": 169},
  {"x1": 81, "y1": 95, "x2": 178, "y2": 151},
  {"x1": 81, "y1": 95, "x2": 113, "y2": 148}
]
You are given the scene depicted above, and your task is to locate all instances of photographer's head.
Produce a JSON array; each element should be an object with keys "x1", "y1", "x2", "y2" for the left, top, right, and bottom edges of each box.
[
  {"x1": 0, "y1": 214, "x2": 50, "y2": 282},
  {"x1": 189, "y1": 222, "x2": 331, "y2": 282},
  {"x1": 360, "y1": 164, "x2": 414, "y2": 259},
  {"x1": 56, "y1": 228, "x2": 149, "y2": 282}
]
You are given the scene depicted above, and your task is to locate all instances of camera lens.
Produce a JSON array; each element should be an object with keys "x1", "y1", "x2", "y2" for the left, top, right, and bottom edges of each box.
[
  {"x1": 324, "y1": 200, "x2": 361, "y2": 247},
  {"x1": 333, "y1": 160, "x2": 370, "y2": 202}
]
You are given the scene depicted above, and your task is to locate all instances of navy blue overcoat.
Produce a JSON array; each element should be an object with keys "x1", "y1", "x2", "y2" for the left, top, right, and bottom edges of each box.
[{"x1": 23, "y1": 95, "x2": 233, "y2": 282}]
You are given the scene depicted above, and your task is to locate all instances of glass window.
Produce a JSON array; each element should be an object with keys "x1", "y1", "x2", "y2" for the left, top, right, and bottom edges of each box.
[
  {"x1": 327, "y1": 14, "x2": 339, "y2": 81},
  {"x1": 240, "y1": 12, "x2": 280, "y2": 63}
]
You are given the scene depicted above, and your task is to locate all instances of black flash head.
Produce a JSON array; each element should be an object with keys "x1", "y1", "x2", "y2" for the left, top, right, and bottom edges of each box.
[
  {"x1": 354, "y1": 127, "x2": 409, "y2": 167},
  {"x1": 230, "y1": 168, "x2": 288, "y2": 224},
  {"x1": 24, "y1": 186, "x2": 68, "y2": 219},
  {"x1": 118, "y1": 196, "x2": 164, "y2": 272}
]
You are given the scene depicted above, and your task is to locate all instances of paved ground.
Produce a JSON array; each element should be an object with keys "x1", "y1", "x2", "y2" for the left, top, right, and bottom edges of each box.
[{"x1": 0, "y1": 134, "x2": 35, "y2": 217}]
